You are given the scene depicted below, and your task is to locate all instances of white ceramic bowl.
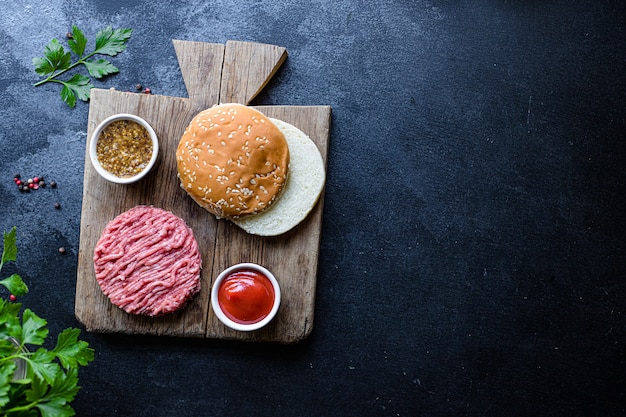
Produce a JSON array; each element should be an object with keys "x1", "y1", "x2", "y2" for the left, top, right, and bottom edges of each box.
[
  {"x1": 211, "y1": 263, "x2": 281, "y2": 332},
  {"x1": 89, "y1": 113, "x2": 158, "y2": 184}
]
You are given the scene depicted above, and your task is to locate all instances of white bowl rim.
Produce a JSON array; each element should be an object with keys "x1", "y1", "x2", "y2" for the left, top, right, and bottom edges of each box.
[
  {"x1": 211, "y1": 262, "x2": 281, "y2": 332},
  {"x1": 89, "y1": 113, "x2": 159, "y2": 184}
]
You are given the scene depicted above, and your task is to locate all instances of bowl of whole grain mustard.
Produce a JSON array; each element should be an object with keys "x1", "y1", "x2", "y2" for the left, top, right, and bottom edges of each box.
[{"x1": 89, "y1": 114, "x2": 158, "y2": 184}]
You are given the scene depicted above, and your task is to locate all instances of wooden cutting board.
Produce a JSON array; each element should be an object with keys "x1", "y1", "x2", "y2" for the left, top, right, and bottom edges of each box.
[{"x1": 75, "y1": 40, "x2": 331, "y2": 343}]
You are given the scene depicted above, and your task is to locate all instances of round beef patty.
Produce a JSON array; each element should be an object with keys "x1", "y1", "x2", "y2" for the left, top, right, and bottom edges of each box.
[{"x1": 93, "y1": 205, "x2": 202, "y2": 316}]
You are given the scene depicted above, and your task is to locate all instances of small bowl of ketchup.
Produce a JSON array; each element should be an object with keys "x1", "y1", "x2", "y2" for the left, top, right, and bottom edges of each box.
[{"x1": 211, "y1": 263, "x2": 281, "y2": 332}]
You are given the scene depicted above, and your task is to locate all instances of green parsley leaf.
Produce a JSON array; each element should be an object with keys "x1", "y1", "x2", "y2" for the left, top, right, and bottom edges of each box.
[
  {"x1": 33, "y1": 56, "x2": 56, "y2": 77},
  {"x1": 26, "y1": 368, "x2": 50, "y2": 401},
  {"x1": 59, "y1": 73, "x2": 94, "y2": 108},
  {"x1": 36, "y1": 397, "x2": 76, "y2": 417},
  {"x1": 52, "y1": 328, "x2": 95, "y2": 369},
  {"x1": 0, "y1": 362, "x2": 15, "y2": 407},
  {"x1": 20, "y1": 308, "x2": 48, "y2": 346},
  {"x1": 67, "y1": 25, "x2": 87, "y2": 57},
  {"x1": 27, "y1": 350, "x2": 60, "y2": 385},
  {"x1": 0, "y1": 274, "x2": 29, "y2": 297},
  {"x1": 48, "y1": 365, "x2": 80, "y2": 403},
  {"x1": 84, "y1": 59, "x2": 119, "y2": 79},
  {"x1": 33, "y1": 26, "x2": 132, "y2": 107},
  {"x1": 0, "y1": 227, "x2": 28, "y2": 297},
  {"x1": 0, "y1": 299, "x2": 22, "y2": 338},
  {"x1": 94, "y1": 27, "x2": 133, "y2": 56},
  {"x1": 0, "y1": 338, "x2": 16, "y2": 357},
  {"x1": 1, "y1": 227, "x2": 17, "y2": 267},
  {"x1": 33, "y1": 39, "x2": 72, "y2": 77}
]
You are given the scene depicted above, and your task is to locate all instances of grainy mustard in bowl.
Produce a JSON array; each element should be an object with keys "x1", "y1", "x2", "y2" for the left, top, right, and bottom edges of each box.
[{"x1": 89, "y1": 114, "x2": 158, "y2": 184}]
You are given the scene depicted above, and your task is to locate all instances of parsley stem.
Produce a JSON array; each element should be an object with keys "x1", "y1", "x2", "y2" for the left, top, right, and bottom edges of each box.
[
  {"x1": 33, "y1": 59, "x2": 85, "y2": 86},
  {"x1": 33, "y1": 51, "x2": 96, "y2": 87},
  {"x1": 2, "y1": 401, "x2": 39, "y2": 413}
]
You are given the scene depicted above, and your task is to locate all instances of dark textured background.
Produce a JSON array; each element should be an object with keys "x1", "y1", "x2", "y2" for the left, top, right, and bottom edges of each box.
[{"x1": 1, "y1": 1, "x2": 625, "y2": 416}]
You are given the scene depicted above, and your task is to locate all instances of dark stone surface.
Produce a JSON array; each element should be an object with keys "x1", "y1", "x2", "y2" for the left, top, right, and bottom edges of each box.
[{"x1": 1, "y1": 1, "x2": 624, "y2": 415}]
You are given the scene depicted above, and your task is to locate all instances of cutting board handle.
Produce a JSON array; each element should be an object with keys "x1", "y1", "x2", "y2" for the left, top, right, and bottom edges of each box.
[{"x1": 173, "y1": 39, "x2": 287, "y2": 110}]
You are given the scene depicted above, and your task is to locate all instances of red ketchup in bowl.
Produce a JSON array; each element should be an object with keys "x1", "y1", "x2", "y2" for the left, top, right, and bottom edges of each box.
[{"x1": 217, "y1": 269, "x2": 276, "y2": 324}]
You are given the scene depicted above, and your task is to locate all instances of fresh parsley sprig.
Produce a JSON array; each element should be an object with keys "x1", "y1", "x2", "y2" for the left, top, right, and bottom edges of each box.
[
  {"x1": 0, "y1": 227, "x2": 95, "y2": 416},
  {"x1": 33, "y1": 25, "x2": 132, "y2": 108},
  {"x1": 0, "y1": 228, "x2": 27, "y2": 298}
]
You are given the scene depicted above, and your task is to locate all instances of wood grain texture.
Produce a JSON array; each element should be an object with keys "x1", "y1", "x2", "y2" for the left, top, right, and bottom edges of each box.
[
  {"x1": 75, "y1": 40, "x2": 330, "y2": 343},
  {"x1": 172, "y1": 40, "x2": 224, "y2": 112},
  {"x1": 220, "y1": 40, "x2": 288, "y2": 104}
]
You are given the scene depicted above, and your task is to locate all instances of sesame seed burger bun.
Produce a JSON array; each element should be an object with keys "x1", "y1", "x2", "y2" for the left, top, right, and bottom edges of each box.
[
  {"x1": 176, "y1": 103, "x2": 290, "y2": 219},
  {"x1": 233, "y1": 118, "x2": 325, "y2": 236}
]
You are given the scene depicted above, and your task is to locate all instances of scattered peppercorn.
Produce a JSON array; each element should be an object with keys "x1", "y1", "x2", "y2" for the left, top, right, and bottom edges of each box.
[
  {"x1": 58, "y1": 247, "x2": 66, "y2": 254},
  {"x1": 66, "y1": 31, "x2": 73, "y2": 39},
  {"x1": 54, "y1": 202, "x2": 61, "y2": 209},
  {"x1": 135, "y1": 83, "x2": 142, "y2": 90},
  {"x1": 12, "y1": 174, "x2": 56, "y2": 193},
  {"x1": 50, "y1": 181, "x2": 57, "y2": 188}
]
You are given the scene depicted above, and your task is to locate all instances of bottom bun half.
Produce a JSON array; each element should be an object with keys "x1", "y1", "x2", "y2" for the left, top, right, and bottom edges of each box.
[{"x1": 233, "y1": 118, "x2": 326, "y2": 236}]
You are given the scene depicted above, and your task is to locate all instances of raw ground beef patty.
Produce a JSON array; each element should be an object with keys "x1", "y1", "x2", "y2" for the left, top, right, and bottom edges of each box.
[{"x1": 93, "y1": 205, "x2": 202, "y2": 316}]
